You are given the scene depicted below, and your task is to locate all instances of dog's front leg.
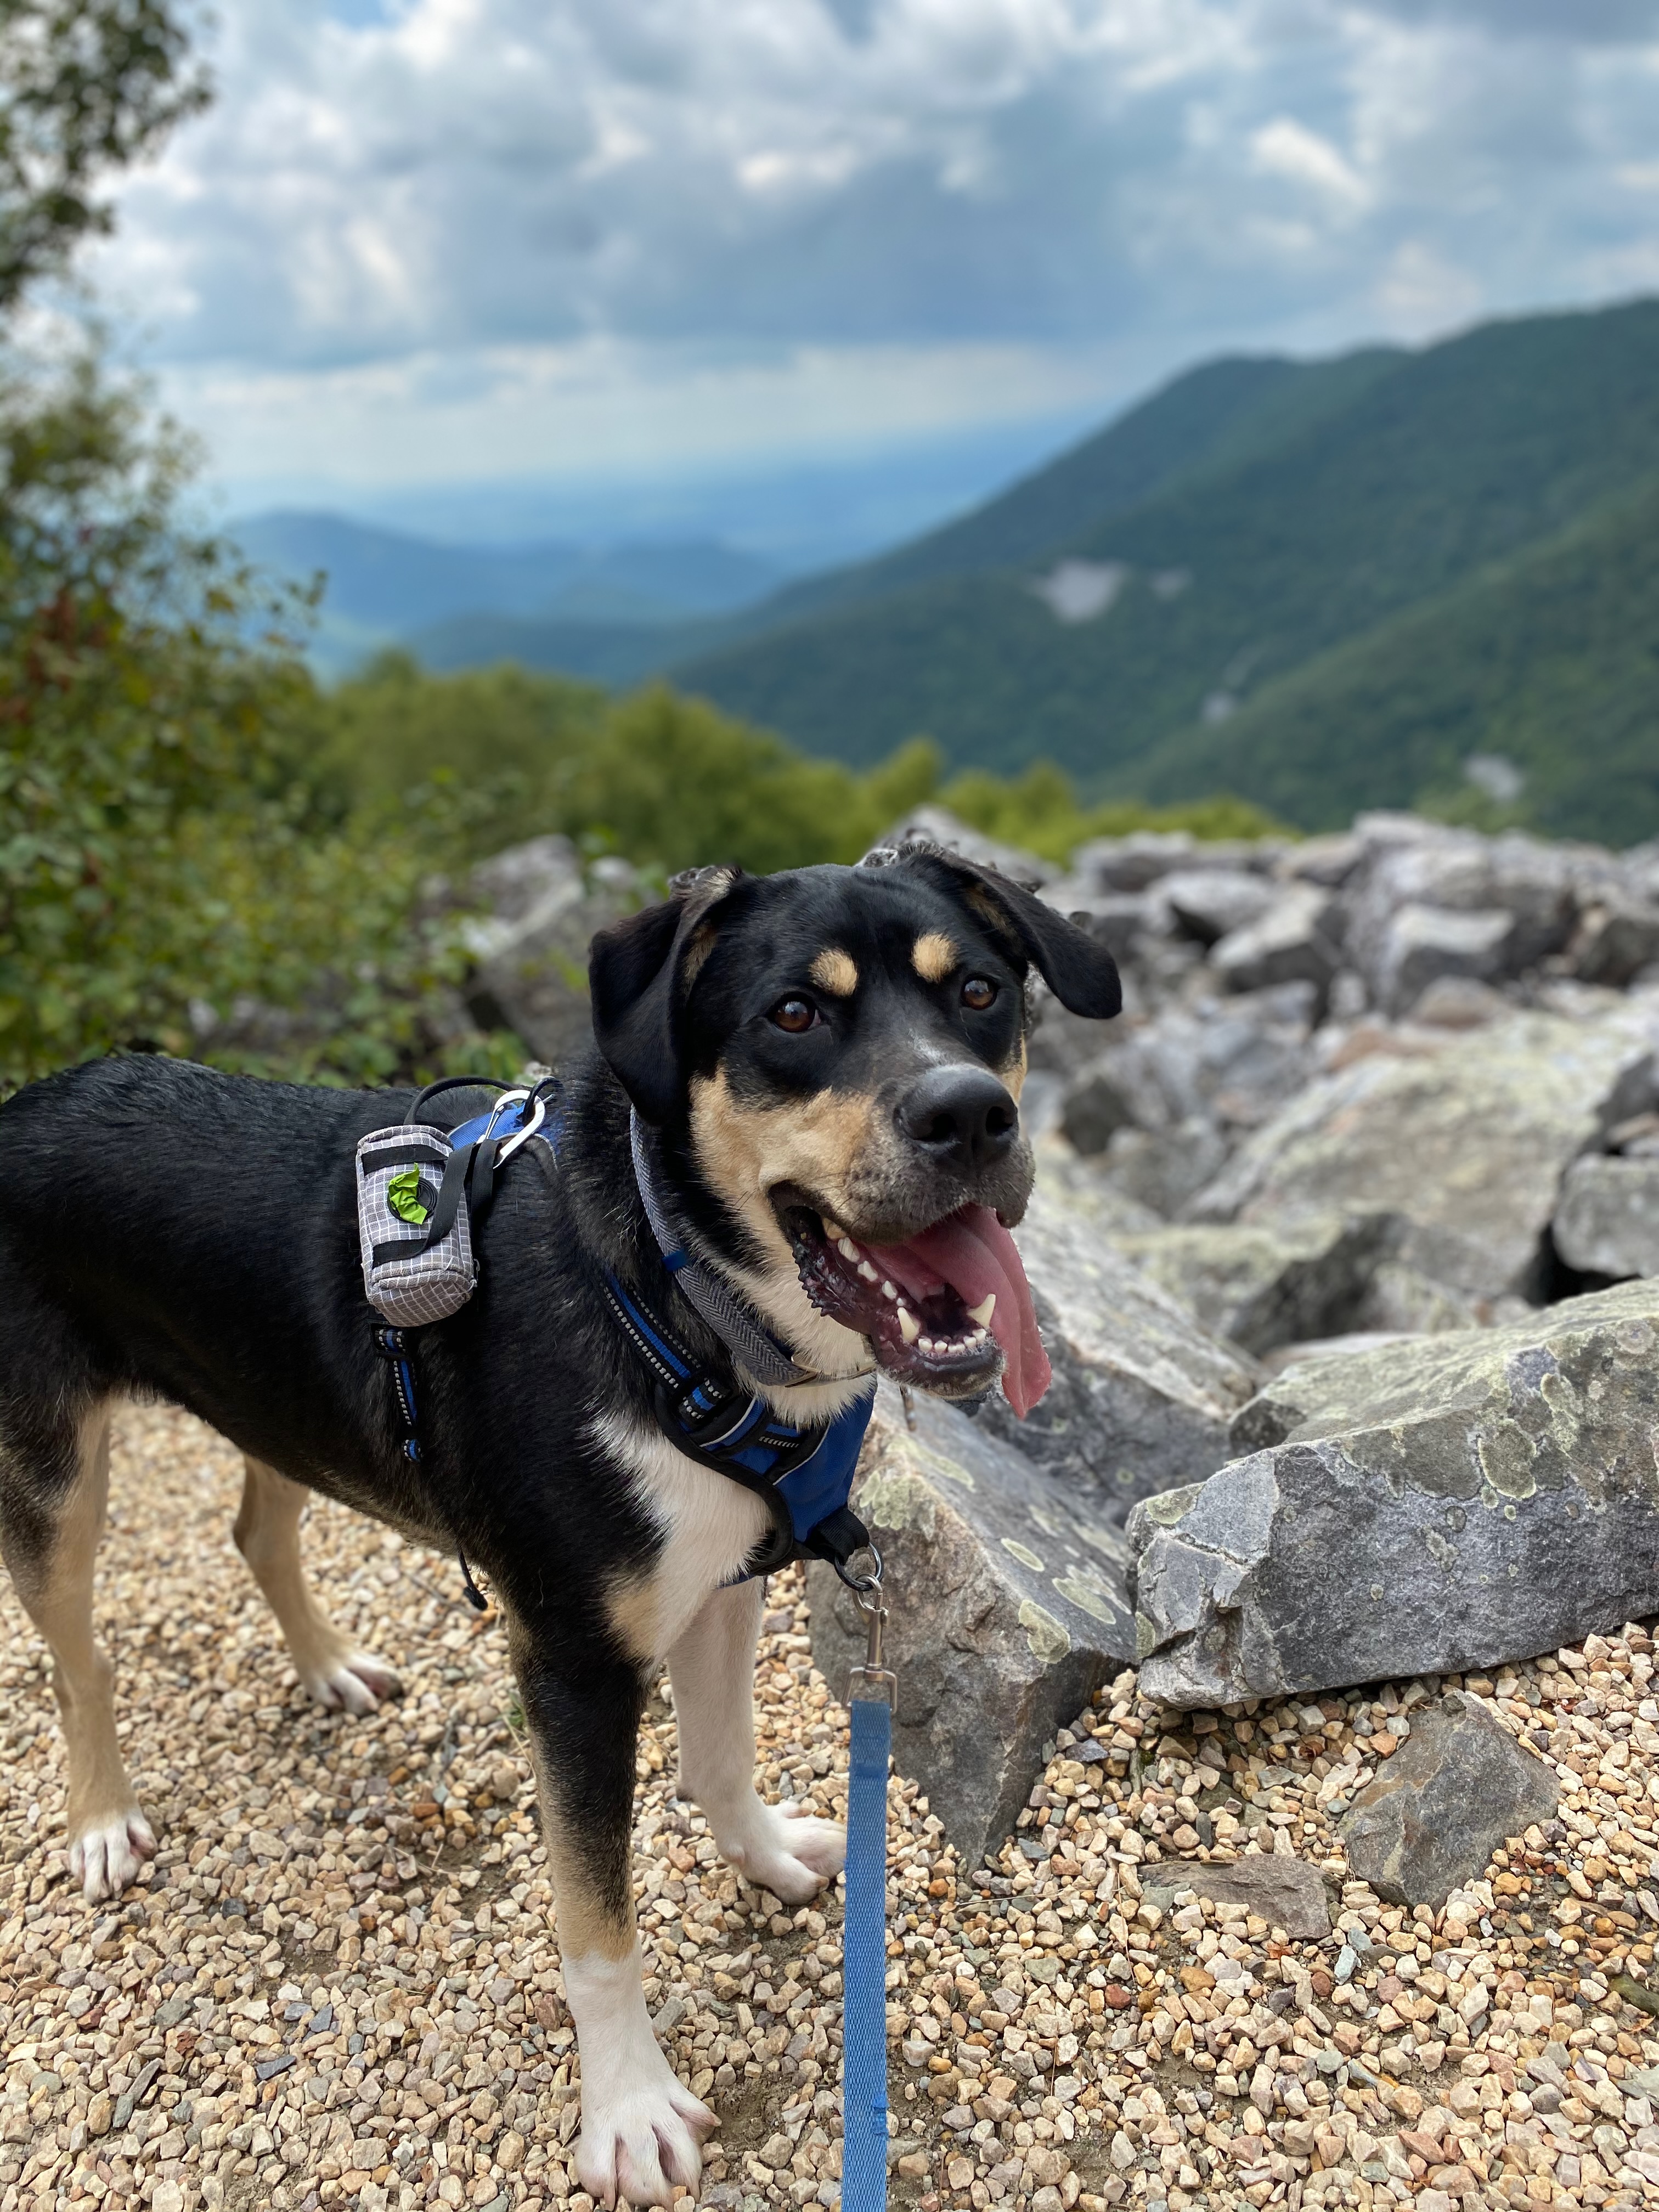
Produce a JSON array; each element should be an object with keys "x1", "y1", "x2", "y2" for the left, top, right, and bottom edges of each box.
[
  {"x1": 668, "y1": 1578, "x2": 846, "y2": 1902},
  {"x1": 511, "y1": 1626, "x2": 713, "y2": 2207}
]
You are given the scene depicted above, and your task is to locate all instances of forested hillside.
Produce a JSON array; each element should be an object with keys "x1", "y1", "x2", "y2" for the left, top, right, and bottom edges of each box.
[{"x1": 650, "y1": 299, "x2": 1659, "y2": 844}]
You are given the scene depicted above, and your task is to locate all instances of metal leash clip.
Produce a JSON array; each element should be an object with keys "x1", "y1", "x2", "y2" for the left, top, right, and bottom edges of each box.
[{"x1": 844, "y1": 1544, "x2": 896, "y2": 1709}]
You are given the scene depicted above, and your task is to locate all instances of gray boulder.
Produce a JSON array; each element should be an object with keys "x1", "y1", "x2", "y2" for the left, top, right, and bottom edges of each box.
[
  {"x1": 1104, "y1": 1214, "x2": 1402, "y2": 1358},
  {"x1": 1343, "y1": 826, "x2": 1579, "y2": 1001},
  {"x1": 464, "y1": 854, "x2": 641, "y2": 1068},
  {"x1": 1340, "y1": 1693, "x2": 1559, "y2": 1909},
  {"x1": 1371, "y1": 904, "x2": 1517, "y2": 1017},
  {"x1": 1066, "y1": 832, "x2": 1276, "y2": 894},
  {"x1": 1553, "y1": 1154, "x2": 1659, "y2": 1279},
  {"x1": 1057, "y1": 991, "x2": 1317, "y2": 1153},
  {"x1": 1572, "y1": 896, "x2": 1659, "y2": 988},
  {"x1": 880, "y1": 805, "x2": 1056, "y2": 884},
  {"x1": 1058, "y1": 1052, "x2": 1165, "y2": 1155},
  {"x1": 984, "y1": 1180, "x2": 1260, "y2": 1517},
  {"x1": 1159, "y1": 869, "x2": 1277, "y2": 946},
  {"x1": 1127, "y1": 1278, "x2": 1659, "y2": 1708},
  {"x1": 1405, "y1": 975, "x2": 1511, "y2": 1030},
  {"x1": 1085, "y1": 1120, "x2": 1233, "y2": 1222},
  {"x1": 806, "y1": 1384, "x2": 1135, "y2": 1866},
  {"x1": 1187, "y1": 1005, "x2": 1659, "y2": 1301},
  {"x1": 465, "y1": 834, "x2": 584, "y2": 931},
  {"x1": 1211, "y1": 886, "x2": 1342, "y2": 995}
]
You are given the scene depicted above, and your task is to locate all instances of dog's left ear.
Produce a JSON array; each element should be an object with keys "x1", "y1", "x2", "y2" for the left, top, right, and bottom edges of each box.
[
  {"x1": 589, "y1": 866, "x2": 744, "y2": 1123},
  {"x1": 880, "y1": 843, "x2": 1122, "y2": 1018}
]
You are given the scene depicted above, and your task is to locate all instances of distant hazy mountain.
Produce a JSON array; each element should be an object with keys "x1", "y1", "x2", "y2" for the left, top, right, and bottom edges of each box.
[{"x1": 229, "y1": 510, "x2": 786, "y2": 676}]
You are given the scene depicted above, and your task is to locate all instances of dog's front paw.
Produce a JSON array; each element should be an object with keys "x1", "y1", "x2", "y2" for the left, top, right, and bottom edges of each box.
[
  {"x1": 577, "y1": 2059, "x2": 714, "y2": 2208},
  {"x1": 67, "y1": 1809, "x2": 156, "y2": 1904},
  {"x1": 729, "y1": 1799, "x2": 847, "y2": 1905},
  {"x1": 300, "y1": 1648, "x2": 401, "y2": 1717}
]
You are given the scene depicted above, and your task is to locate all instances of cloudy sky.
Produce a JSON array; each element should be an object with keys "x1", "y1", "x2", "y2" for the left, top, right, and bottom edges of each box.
[{"x1": 88, "y1": 0, "x2": 1659, "y2": 529}]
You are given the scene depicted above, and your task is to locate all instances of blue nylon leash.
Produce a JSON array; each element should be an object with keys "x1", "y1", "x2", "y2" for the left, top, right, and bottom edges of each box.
[{"x1": 843, "y1": 1578, "x2": 896, "y2": 2212}]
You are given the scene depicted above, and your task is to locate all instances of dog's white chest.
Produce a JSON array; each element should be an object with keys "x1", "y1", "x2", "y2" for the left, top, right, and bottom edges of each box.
[{"x1": 594, "y1": 1413, "x2": 772, "y2": 1660}]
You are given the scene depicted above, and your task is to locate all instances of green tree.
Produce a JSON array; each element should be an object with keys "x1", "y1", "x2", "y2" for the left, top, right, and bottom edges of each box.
[
  {"x1": 0, "y1": 4, "x2": 500, "y2": 1087},
  {"x1": 0, "y1": 0, "x2": 207, "y2": 311}
]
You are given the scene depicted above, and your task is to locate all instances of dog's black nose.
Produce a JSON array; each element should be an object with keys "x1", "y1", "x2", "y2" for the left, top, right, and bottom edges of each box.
[{"x1": 897, "y1": 1065, "x2": 1019, "y2": 1172}]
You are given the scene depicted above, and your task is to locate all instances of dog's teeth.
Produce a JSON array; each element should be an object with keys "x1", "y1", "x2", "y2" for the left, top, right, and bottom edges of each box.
[
  {"x1": 837, "y1": 1236, "x2": 859, "y2": 1261},
  {"x1": 897, "y1": 1306, "x2": 920, "y2": 1344},
  {"x1": 967, "y1": 1294, "x2": 996, "y2": 1327},
  {"x1": 882, "y1": 1280, "x2": 898, "y2": 1299},
  {"x1": 822, "y1": 1217, "x2": 848, "y2": 1242},
  {"x1": 857, "y1": 1259, "x2": 879, "y2": 1283}
]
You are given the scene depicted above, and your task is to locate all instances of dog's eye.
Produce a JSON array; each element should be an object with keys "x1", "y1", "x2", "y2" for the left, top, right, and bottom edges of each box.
[
  {"x1": 770, "y1": 997, "x2": 820, "y2": 1033},
  {"x1": 962, "y1": 977, "x2": 998, "y2": 1011}
]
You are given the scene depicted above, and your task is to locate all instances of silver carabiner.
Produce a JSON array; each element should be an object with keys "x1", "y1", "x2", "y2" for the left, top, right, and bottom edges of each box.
[
  {"x1": 495, "y1": 1090, "x2": 547, "y2": 1163},
  {"x1": 847, "y1": 1553, "x2": 896, "y2": 1709}
]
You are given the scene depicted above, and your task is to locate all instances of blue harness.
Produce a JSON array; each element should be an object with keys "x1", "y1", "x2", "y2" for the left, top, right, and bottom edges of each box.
[{"x1": 374, "y1": 1078, "x2": 877, "y2": 1589}]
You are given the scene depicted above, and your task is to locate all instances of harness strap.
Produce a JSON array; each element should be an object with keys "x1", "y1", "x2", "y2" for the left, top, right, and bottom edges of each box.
[
  {"x1": 629, "y1": 1111, "x2": 818, "y2": 1390},
  {"x1": 371, "y1": 1325, "x2": 489, "y2": 1612},
  {"x1": 603, "y1": 1267, "x2": 877, "y2": 1577}
]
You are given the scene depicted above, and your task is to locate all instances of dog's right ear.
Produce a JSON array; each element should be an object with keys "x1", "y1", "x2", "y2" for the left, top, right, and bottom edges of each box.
[{"x1": 589, "y1": 866, "x2": 743, "y2": 1124}]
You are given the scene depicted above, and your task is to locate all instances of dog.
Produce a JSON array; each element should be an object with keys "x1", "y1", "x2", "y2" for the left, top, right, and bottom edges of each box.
[{"x1": 0, "y1": 840, "x2": 1119, "y2": 2204}]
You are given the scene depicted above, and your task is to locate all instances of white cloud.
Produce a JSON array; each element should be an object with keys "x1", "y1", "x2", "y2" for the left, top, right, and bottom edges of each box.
[
  {"x1": 1249, "y1": 119, "x2": 1370, "y2": 212},
  {"x1": 78, "y1": 0, "x2": 1659, "y2": 495}
]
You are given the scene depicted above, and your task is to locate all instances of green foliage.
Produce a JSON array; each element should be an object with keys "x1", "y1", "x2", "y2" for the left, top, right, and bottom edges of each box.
[
  {"x1": 319, "y1": 653, "x2": 946, "y2": 874},
  {"x1": 0, "y1": 354, "x2": 501, "y2": 1088},
  {"x1": 319, "y1": 652, "x2": 1285, "y2": 883},
  {"x1": 939, "y1": 759, "x2": 1286, "y2": 860},
  {"x1": 0, "y1": 8, "x2": 530, "y2": 1092},
  {"x1": 0, "y1": 1, "x2": 206, "y2": 312}
]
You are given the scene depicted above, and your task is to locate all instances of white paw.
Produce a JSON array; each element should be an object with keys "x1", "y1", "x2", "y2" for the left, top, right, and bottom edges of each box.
[
  {"x1": 68, "y1": 1811, "x2": 156, "y2": 1904},
  {"x1": 729, "y1": 1799, "x2": 846, "y2": 1905},
  {"x1": 577, "y1": 2058, "x2": 714, "y2": 2207},
  {"x1": 301, "y1": 1649, "x2": 401, "y2": 1716}
]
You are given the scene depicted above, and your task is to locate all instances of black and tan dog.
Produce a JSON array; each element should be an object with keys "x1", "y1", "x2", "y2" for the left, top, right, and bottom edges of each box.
[{"x1": 0, "y1": 842, "x2": 1118, "y2": 2203}]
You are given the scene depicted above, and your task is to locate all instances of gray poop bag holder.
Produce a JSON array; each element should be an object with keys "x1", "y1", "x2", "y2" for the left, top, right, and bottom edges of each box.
[
  {"x1": 354, "y1": 1076, "x2": 556, "y2": 1601},
  {"x1": 355, "y1": 1075, "x2": 554, "y2": 1326}
]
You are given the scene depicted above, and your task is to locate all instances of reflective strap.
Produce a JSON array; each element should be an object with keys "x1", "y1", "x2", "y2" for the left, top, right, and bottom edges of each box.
[{"x1": 843, "y1": 1694, "x2": 891, "y2": 2212}]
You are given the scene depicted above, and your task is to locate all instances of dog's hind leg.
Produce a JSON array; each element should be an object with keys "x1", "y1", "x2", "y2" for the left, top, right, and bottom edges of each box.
[
  {"x1": 667, "y1": 1577, "x2": 845, "y2": 1903},
  {"x1": 1, "y1": 1403, "x2": 156, "y2": 1904},
  {"x1": 233, "y1": 1458, "x2": 401, "y2": 1716},
  {"x1": 508, "y1": 1618, "x2": 713, "y2": 2209}
]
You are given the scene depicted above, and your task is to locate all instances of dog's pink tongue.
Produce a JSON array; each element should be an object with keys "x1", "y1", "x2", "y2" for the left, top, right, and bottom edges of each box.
[{"x1": 872, "y1": 1204, "x2": 1051, "y2": 1417}]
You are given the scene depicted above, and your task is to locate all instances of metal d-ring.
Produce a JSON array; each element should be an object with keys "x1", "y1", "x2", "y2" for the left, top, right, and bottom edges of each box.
[{"x1": 835, "y1": 1541, "x2": 883, "y2": 1596}]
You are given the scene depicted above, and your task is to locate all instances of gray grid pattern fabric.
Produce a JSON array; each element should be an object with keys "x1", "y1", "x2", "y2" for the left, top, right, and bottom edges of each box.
[{"x1": 356, "y1": 1125, "x2": 478, "y2": 1327}]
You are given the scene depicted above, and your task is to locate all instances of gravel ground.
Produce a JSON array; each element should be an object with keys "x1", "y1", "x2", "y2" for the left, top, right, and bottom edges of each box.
[{"x1": 3, "y1": 1406, "x2": 1659, "y2": 2212}]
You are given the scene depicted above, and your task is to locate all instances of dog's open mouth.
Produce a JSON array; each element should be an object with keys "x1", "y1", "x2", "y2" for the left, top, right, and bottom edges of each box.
[{"x1": 779, "y1": 1198, "x2": 1051, "y2": 1415}]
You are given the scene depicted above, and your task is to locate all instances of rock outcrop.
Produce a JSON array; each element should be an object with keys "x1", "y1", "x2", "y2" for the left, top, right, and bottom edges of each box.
[
  {"x1": 1126, "y1": 1279, "x2": 1659, "y2": 1708},
  {"x1": 1186, "y1": 1006, "x2": 1659, "y2": 1301},
  {"x1": 986, "y1": 1180, "x2": 1260, "y2": 1517},
  {"x1": 806, "y1": 1384, "x2": 1136, "y2": 1865}
]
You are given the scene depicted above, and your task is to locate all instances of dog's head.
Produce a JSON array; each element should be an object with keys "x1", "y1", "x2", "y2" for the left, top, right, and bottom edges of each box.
[{"x1": 589, "y1": 844, "x2": 1120, "y2": 1411}]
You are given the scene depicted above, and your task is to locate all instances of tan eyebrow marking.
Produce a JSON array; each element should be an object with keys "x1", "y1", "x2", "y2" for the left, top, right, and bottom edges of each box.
[
  {"x1": 809, "y1": 947, "x2": 859, "y2": 996},
  {"x1": 912, "y1": 931, "x2": 957, "y2": 983}
]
